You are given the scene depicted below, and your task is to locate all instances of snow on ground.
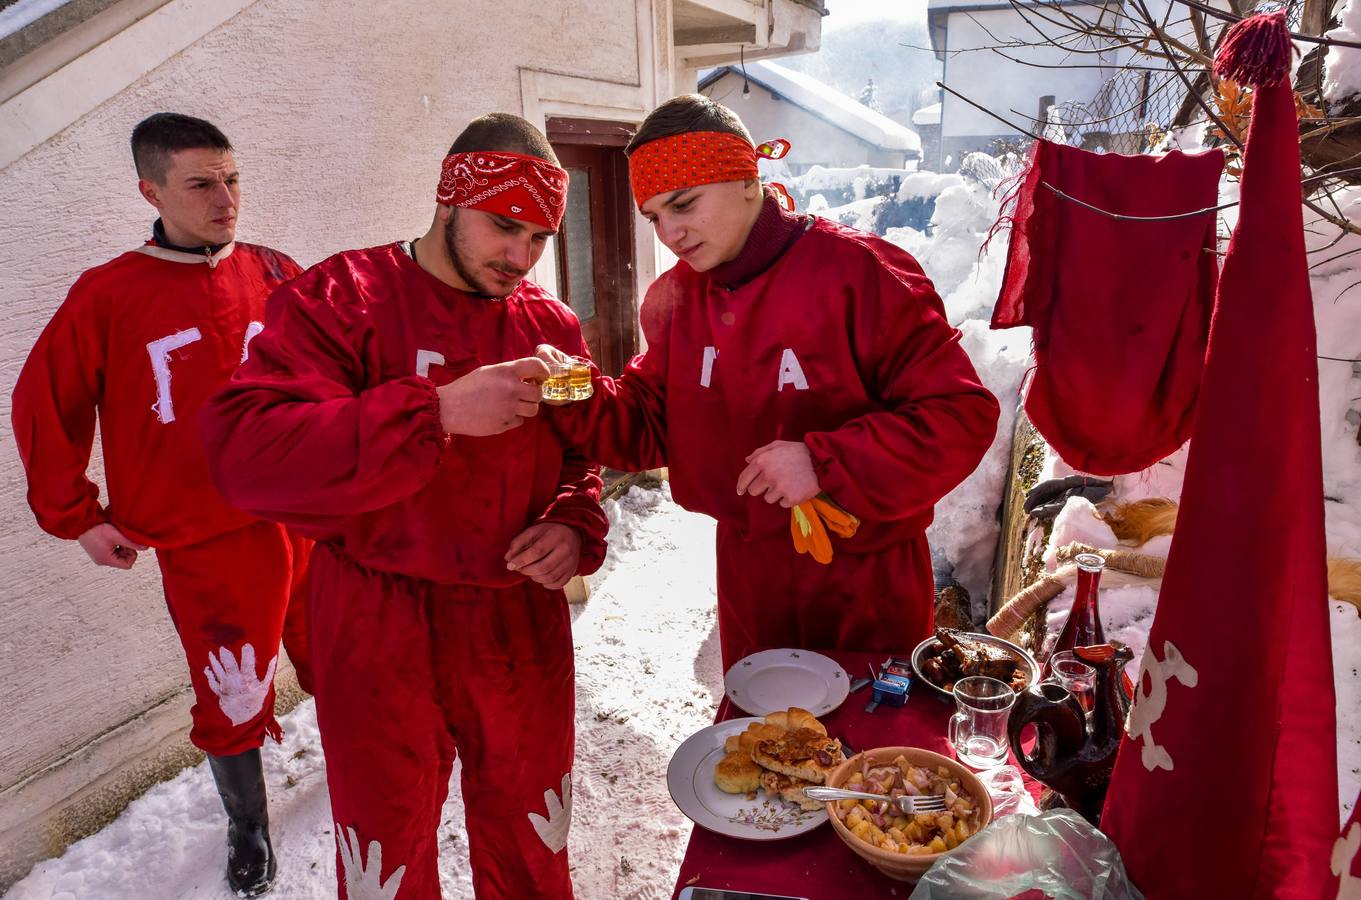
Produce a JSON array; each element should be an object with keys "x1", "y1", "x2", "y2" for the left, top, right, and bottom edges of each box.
[
  {"x1": 5, "y1": 485, "x2": 720, "y2": 900},
  {"x1": 926, "y1": 320, "x2": 1030, "y2": 621}
]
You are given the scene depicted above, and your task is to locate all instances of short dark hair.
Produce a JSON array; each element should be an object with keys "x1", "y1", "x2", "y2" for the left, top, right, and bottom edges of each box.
[
  {"x1": 626, "y1": 94, "x2": 752, "y2": 155},
  {"x1": 131, "y1": 113, "x2": 232, "y2": 183},
  {"x1": 448, "y1": 113, "x2": 559, "y2": 165}
]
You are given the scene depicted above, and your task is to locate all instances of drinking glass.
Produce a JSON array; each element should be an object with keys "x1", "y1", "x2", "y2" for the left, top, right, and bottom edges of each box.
[
  {"x1": 949, "y1": 676, "x2": 1015, "y2": 769},
  {"x1": 1048, "y1": 651, "x2": 1097, "y2": 715}
]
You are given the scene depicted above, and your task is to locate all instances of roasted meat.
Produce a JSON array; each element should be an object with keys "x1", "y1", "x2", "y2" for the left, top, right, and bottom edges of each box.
[{"x1": 925, "y1": 628, "x2": 1026, "y2": 691}]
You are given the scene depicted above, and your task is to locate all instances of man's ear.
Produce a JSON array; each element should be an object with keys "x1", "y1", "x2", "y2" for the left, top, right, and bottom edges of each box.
[
  {"x1": 743, "y1": 176, "x2": 763, "y2": 201},
  {"x1": 138, "y1": 178, "x2": 163, "y2": 210},
  {"x1": 436, "y1": 203, "x2": 454, "y2": 224}
]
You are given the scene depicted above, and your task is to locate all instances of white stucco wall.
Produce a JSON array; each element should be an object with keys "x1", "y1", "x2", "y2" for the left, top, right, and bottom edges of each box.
[
  {"x1": 940, "y1": 5, "x2": 1114, "y2": 139},
  {"x1": 702, "y1": 69, "x2": 909, "y2": 171},
  {"x1": 0, "y1": 0, "x2": 678, "y2": 883}
]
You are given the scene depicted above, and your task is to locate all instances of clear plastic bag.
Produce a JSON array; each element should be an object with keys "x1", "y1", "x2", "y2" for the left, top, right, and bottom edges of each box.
[
  {"x1": 974, "y1": 765, "x2": 1039, "y2": 818},
  {"x1": 908, "y1": 810, "x2": 1144, "y2": 900}
]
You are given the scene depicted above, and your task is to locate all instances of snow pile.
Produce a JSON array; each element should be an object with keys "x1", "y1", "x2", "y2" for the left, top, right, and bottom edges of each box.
[
  {"x1": 811, "y1": 194, "x2": 886, "y2": 231},
  {"x1": 886, "y1": 153, "x2": 1022, "y2": 318},
  {"x1": 6, "y1": 484, "x2": 721, "y2": 900},
  {"x1": 897, "y1": 171, "x2": 963, "y2": 201},
  {"x1": 877, "y1": 152, "x2": 1031, "y2": 613},
  {"x1": 1325, "y1": 0, "x2": 1361, "y2": 103},
  {"x1": 926, "y1": 321, "x2": 1031, "y2": 619},
  {"x1": 1304, "y1": 188, "x2": 1361, "y2": 559},
  {"x1": 791, "y1": 164, "x2": 915, "y2": 192}
]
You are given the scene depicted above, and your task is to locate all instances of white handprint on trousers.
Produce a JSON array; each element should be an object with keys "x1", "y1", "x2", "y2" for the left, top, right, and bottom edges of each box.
[
  {"x1": 1334, "y1": 822, "x2": 1360, "y2": 900},
  {"x1": 528, "y1": 772, "x2": 572, "y2": 854},
  {"x1": 204, "y1": 643, "x2": 277, "y2": 727},
  {"x1": 338, "y1": 825, "x2": 405, "y2": 900}
]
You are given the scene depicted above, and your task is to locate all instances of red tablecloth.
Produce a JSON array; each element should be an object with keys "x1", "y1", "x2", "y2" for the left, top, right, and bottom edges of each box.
[{"x1": 670, "y1": 649, "x2": 1042, "y2": 899}]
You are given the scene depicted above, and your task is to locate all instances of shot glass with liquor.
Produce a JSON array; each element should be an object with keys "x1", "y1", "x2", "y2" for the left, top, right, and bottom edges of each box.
[
  {"x1": 568, "y1": 356, "x2": 593, "y2": 401},
  {"x1": 543, "y1": 360, "x2": 573, "y2": 402}
]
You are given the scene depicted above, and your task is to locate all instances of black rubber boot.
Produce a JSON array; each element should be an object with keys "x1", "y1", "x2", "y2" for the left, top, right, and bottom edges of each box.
[{"x1": 207, "y1": 749, "x2": 276, "y2": 898}]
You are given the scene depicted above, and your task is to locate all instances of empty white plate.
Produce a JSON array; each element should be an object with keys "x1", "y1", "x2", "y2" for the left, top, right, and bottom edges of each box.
[{"x1": 723, "y1": 649, "x2": 850, "y2": 718}]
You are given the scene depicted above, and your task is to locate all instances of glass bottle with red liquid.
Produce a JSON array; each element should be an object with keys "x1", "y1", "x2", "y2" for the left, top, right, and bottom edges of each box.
[
  {"x1": 1044, "y1": 552, "x2": 1134, "y2": 698},
  {"x1": 1045, "y1": 552, "x2": 1107, "y2": 677}
]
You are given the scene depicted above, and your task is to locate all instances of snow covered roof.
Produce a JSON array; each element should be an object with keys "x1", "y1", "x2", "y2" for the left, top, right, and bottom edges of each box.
[
  {"x1": 700, "y1": 60, "x2": 922, "y2": 154},
  {"x1": 913, "y1": 102, "x2": 942, "y2": 126},
  {"x1": 0, "y1": 0, "x2": 74, "y2": 41}
]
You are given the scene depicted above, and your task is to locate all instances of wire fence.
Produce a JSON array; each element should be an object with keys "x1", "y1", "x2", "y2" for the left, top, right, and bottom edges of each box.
[{"x1": 1045, "y1": 68, "x2": 1187, "y2": 154}]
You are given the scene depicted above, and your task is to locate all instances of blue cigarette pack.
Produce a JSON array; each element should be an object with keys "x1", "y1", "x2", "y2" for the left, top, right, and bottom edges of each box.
[{"x1": 871, "y1": 675, "x2": 910, "y2": 707}]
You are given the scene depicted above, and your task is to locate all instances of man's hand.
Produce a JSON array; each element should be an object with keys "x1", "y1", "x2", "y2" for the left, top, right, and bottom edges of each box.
[
  {"x1": 77, "y1": 523, "x2": 148, "y2": 569},
  {"x1": 505, "y1": 522, "x2": 583, "y2": 590},
  {"x1": 736, "y1": 440, "x2": 820, "y2": 508},
  {"x1": 534, "y1": 343, "x2": 573, "y2": 365},
  {"x1": 437, "y1": 357, "x2": 550, "y2": 436}
]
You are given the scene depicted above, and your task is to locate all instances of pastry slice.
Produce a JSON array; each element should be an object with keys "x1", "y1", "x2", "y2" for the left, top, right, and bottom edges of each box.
[
  {"x1": 723, "y1": 722, "x2": 787, "y2": 754},
  {"x1": 763, "y1": 706, "x2": 827, "y2": 736},
  {"x1": 751, "y1": 727, "x2": 846, "y2": 784},
  {"x1": 759, "y1": 769, "x2": 823, "y2": 811},
  {"x1": 714, "y1": 750, "x2": 762, "y2": 794}
]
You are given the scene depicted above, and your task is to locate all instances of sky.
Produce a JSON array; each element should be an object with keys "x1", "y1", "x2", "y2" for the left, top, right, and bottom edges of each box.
[{"x1": 823, "y1": 0, "x2": 926, "y2": 30}]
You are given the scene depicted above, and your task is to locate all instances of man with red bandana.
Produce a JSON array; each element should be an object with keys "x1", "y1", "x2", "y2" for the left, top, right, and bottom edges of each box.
[
  {"x1": 200, "y1": 114, "x2": 607, "y2": 899},
  {"x1": 11, "y1": 112, "x2": 312, "y2": 897},
  {"x1": 545, "y1": 96, "x2": 999, "y2": 669}
]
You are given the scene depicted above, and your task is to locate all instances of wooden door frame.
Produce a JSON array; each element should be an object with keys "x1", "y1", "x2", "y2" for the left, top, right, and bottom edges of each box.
[{"x1": 548, "y1": 117, "x2": 637, "y2": 376}]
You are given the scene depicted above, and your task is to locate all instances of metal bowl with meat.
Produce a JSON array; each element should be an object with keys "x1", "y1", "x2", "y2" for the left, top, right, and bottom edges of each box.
[{"x1": 910, "y1": 628, "x2": 1039, "y2": 701}]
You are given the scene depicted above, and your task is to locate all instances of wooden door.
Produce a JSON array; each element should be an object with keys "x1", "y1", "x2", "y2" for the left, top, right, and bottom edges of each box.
[{"x1": 549, "y1": 120, "x2": 636, "y2": 376}]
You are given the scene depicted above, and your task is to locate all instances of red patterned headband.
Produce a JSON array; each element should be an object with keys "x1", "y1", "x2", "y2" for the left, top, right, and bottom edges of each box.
[
  {"x1": 628, "y1": 132, "x2": 795, "y2": 210},
  {"x1": 436, "y1": 151, "x2": 569, "y2": 230},
  {"x1": 628, "y1": 131, "x2": 758, "y2": 208}
]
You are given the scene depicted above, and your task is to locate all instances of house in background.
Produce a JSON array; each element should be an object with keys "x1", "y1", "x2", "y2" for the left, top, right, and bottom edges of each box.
[
  {"x1": 0, "y1": 0, "x2": 826, "y2": 888},
  {"x1": 912, "y1": 99, "x2": 942, "y2": 172},
  {"x1": 925, "y1": 0, "x2": 1181, "y2": 168},
  {"x1": 699, "y1": 59, "x2": 921, "y2": 174}
]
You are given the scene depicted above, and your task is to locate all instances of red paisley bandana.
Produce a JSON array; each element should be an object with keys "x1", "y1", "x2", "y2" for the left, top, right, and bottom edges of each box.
[
  {"x1": 436, "y1": 151, "x2": 569, "y2": 230},
  {"x1": 628, "y1": 131, "x2": 759, "y2": 208}
]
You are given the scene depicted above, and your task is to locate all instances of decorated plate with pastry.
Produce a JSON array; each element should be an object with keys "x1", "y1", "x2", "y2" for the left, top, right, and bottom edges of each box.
[
  {"x1": 666, "y1": 708, "x2": 843, "y2": 840},
  {"x1": 724, "y1": 649, "x2": 850, "y2": 718}
]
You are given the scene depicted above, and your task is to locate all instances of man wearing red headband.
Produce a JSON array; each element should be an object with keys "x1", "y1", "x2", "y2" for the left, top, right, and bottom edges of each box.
[
  {"x1": 546, "y1": 95, "x2": 999, "y2": 668},
  {"x1": 200, "y1": 114, "x2": 607, "y2": 899},
  {"x1": 12, "y1": 113, "x2": 311, "y2": 898}
]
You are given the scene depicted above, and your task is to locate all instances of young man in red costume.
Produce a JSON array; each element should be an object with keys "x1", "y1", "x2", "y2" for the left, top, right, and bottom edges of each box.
[
  {"x1": 11, "y1": 113, "x2": 313, "y2": 897},
  {"x1": 199, "y1": 114, "x2": 608, "y2": 899},
  {"x1": 544, "y1": 96, "x2": 999, "y2": 669}
]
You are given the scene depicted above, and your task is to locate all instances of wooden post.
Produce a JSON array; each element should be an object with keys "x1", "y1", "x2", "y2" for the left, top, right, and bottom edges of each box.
[
  {"x1": 990, "y1": 407, "x2": 1046, "y2": 616},
  {"x1": 1299, "y1": 0, "x2": 1330, "y2": 39}
]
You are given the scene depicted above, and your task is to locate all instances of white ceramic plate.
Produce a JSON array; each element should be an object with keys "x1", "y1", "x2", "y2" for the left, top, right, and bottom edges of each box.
[
  {"x1": 665, "y1": 717, "x2": 829, "y2": 840},
  {"x1": 724, "y1": 649, "x2": 850, "y2": 718}
]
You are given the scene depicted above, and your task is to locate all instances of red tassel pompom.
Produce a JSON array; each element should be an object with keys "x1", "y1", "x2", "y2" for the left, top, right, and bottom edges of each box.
[{"x1": 1213, "y1": 11, "x2": 1293, "y2": 88}]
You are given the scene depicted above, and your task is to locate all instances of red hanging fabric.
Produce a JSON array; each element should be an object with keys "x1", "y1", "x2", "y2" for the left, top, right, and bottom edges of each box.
[
  {"x1": 992, "y1": 140, "x2": 1224, "y2": 475},
  {"x1": 1100, "y1": 14, "x2": 1339, "y2": 897}
]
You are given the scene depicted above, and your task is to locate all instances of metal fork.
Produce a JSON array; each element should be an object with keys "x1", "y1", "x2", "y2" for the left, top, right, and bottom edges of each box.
[{"x1": 804, "y1": 786, "x2": 948, "y2": 814}]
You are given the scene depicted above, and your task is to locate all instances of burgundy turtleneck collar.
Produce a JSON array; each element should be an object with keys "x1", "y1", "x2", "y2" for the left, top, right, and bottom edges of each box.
[{"x1": 707, "y1": 190, "x2": 812, "y2": 290}]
